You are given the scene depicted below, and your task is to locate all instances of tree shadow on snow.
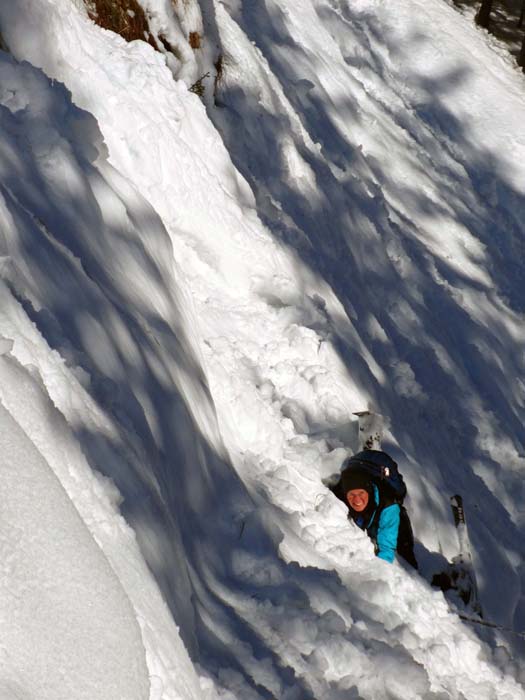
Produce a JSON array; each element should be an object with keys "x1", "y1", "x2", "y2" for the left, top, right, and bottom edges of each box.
[
  {"x1": 4, "y1": 2, "x2": 525, "y2": 691},
  {"x1": 0, "y1": 62, "x2": 358, "y2": 698},
  {"x1": 206, "y1": 0, "x2": 525, "y2": 663}
]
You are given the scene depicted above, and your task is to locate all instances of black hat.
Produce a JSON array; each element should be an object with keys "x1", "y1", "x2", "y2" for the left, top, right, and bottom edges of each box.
[{"x1": 341, "y1": 468, "x2": 373, "y2": 495}]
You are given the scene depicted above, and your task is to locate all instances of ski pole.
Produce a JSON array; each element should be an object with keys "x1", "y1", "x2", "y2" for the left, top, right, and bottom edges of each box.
[{"x1": 458, "y1": 613, "x2": 525, "y2": 639}]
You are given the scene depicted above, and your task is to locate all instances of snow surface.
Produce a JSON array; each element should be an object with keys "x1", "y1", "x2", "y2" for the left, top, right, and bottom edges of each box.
[{"x1": 0, "y1": 0, "x2": 525, "y2": 698}]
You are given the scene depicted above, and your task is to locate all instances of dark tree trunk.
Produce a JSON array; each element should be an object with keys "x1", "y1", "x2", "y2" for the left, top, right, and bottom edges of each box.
[
  {"x1": 518, "y1": 0, "x2": 525, "y2": 28},
  {"x1": 476, "y1": 0, "x2": 494, "y2": 28},
  {"x1": 520, "y1": 33, "x2": 525, "y2": 71}
]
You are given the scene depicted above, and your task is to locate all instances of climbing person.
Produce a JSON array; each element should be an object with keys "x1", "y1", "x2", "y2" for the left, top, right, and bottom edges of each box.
[{"x1": 332, "y1": 450, "x2": 418, "y2": 568}]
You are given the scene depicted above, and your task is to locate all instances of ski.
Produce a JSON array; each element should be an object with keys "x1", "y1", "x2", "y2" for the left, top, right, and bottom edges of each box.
[
  {"x1": 353, "y1": 410, "x2": 384, "y2": 451},
  {"x1": 448, "y1": 494, "x2": 483, "y2": 617},
  {"x1": 432, "y1": 494, "x2": 483, "y2": 617},
  {"x1": 458, "y1": 613, "x2": 525, "y2": 639}
]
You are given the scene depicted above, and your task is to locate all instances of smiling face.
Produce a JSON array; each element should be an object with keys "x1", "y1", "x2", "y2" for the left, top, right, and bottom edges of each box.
[{"x1": 346, "y1": 488, "x2": 369, "y2": 512}]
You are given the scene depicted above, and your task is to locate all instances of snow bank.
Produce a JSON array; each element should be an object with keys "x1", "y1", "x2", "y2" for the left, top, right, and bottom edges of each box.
[
  {"x1": 0, "y1": 359, "x2": 148, "y2": 700},
  {"x1": 0, "y1": 53, "x2": 205, "y2": 698}
]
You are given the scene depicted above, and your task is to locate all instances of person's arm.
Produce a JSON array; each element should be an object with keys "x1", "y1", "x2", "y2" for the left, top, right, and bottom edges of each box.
[{"x1": 375, "y1": 504, "x2": 400, "y2": 563}]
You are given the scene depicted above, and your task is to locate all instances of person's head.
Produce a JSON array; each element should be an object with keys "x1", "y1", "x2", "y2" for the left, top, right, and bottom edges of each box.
[
  {"x1": 341, "y1": 468, "x2": 373, "y2": 513},
  {"x1": 346, "y1": 488, "x2": 369, "y2": 512}
]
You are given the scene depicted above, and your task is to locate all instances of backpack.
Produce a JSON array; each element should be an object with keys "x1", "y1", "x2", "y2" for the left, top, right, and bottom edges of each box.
[{"x1": 342, "y1": 449, "x2": 407, "y2": 503}]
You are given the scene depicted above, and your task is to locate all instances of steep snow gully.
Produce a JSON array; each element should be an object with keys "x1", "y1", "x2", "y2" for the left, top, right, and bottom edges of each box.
[{"x1": 0, "y1": 0, "x2": 525, "y2": 698}]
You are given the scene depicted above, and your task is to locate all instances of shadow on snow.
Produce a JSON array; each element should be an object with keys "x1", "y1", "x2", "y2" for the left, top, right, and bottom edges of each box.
[{"x1": 205, "y1": 0, "x2": 525, "y2": 658}]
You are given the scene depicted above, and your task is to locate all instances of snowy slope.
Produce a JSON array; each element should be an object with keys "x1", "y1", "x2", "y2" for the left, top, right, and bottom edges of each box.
[
  {"x1": 0, "y1": 55, "x2": 205, "y2": 699},
  {"x1": 0, "y1": 0, "x2": 525, "y2": 698},
  {"x1": 0, "y1": 354, "x2": 148, "y2": 700}
]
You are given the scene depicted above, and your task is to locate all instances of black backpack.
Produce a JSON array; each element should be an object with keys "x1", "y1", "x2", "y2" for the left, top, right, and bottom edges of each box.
[{"x1": 342, "y1": 450, "x2": 407, "y2": 503}]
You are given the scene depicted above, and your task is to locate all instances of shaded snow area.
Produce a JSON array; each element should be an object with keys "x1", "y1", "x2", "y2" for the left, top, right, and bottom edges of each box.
[{"x1": 0, "y1": 0, "x2": 525, "y2": 697}]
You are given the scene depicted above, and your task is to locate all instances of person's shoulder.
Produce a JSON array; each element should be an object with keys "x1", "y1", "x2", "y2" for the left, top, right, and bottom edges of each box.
[
  {"x1": 378, "y1": 502, "x2": 400, "y2": 526},
  {"x1": 375, "y1": 482, "x2": 397, "y2": 507},
  {"x1": 381, "y1": 502, "x2": 400, "y2": 514}
]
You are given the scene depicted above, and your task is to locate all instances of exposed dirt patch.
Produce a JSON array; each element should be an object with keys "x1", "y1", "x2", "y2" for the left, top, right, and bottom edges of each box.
[
  {"x1": 189, "y1": 31, "x2": 201, "y2": 49},
  {"x1": 85, "y1": 0, "x2": 159, "y2": 49}
]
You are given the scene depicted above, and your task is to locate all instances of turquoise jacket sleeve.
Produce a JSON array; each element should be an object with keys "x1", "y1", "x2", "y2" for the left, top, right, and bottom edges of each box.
[{"x1": 376, "y1": 504, "x2": 400, "y2": 563}]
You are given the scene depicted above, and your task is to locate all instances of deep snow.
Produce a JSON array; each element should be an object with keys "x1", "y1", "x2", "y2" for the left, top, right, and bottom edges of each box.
[{"x1": 0, "y1": 0, "x2": 525, "y2": 698}]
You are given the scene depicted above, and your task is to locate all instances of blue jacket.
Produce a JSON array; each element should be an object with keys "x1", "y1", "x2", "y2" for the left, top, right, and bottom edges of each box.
[{"x1": 353, "y1": 484, "x2": 400, "y2": 563}]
